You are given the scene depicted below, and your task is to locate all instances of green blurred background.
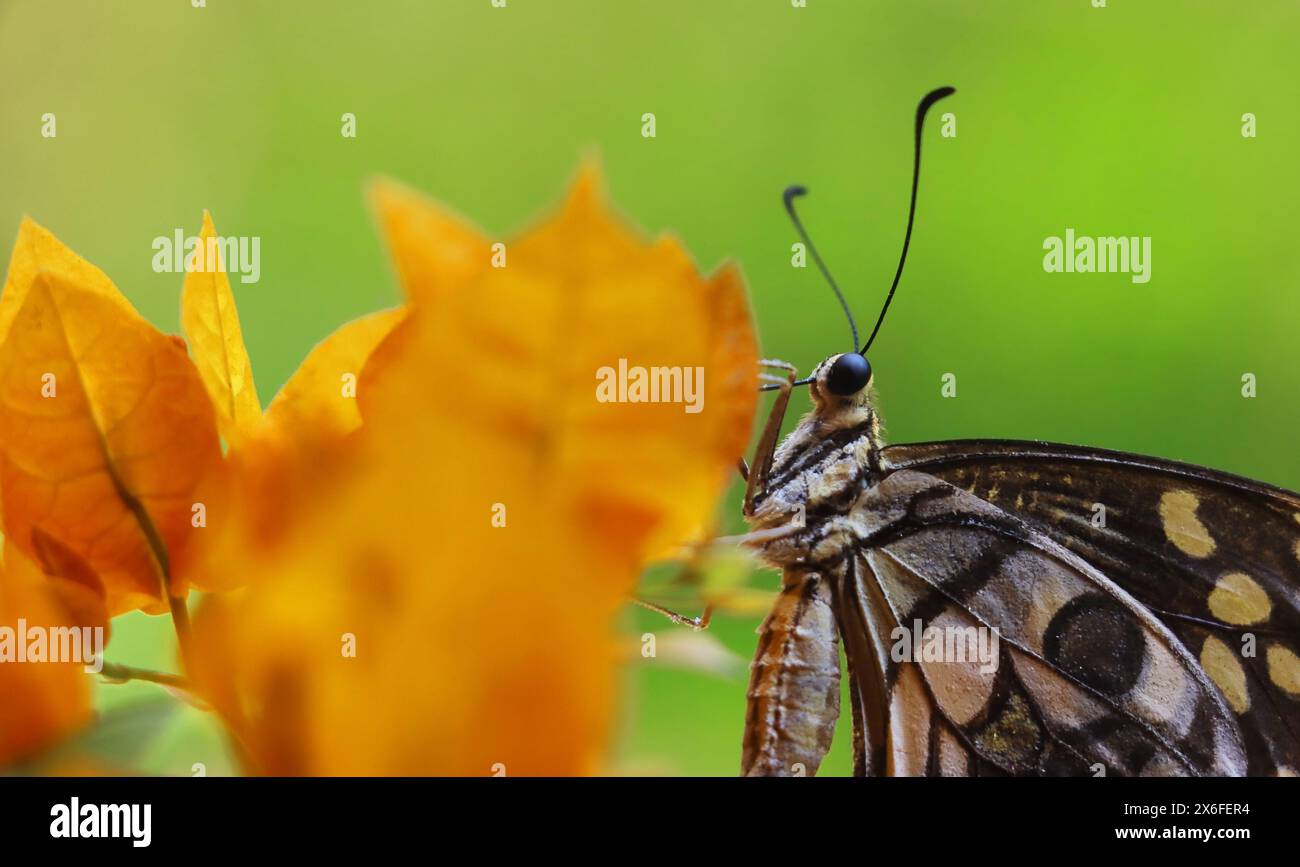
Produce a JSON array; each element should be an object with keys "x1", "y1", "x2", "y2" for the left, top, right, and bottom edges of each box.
[{"x1": 2, "y1": 0, "x2": 1297, "y2": 776}]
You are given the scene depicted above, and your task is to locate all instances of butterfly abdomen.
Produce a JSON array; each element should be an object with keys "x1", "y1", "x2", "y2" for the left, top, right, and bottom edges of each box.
[{"x1": 742, "y1": 571, "x2": 841, "y2": 777}]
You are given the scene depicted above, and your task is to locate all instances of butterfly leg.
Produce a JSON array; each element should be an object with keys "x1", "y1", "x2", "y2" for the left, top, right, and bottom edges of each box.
[
  {"x1": 632, "y1": 597, "x2": 713, "y2": 631},
  {"x1": 714, "y1": 520, "x2": 804, "y2": 548},
  {"x1": 743, "y1": 361, "x2": 797, "y2": 516},
  {"x1": 633, "y1": 515, "x2": 809, "y2": 629},
  {"x1": 631, "y1": 512, "x2": 727, "y2": 630}
]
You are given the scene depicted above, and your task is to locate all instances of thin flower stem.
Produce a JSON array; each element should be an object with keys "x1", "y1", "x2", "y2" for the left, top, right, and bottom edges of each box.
[{"x1": 99, "y1": 661, "x2": 192, "y2": 691}]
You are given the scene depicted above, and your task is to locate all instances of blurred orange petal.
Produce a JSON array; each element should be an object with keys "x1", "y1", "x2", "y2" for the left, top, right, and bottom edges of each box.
[
  {"x1": 362, "y1": 165, "x2": 759, "y2": 566},
  {"x1": 0, "y1": 543, "x2": 96, "y2": 766},
  {"x1": 193, "y1": 168, "x2": 758, "y2": 775},
  {"x1": 369, "y1": 177, "x2": 491, "y2": 304}
]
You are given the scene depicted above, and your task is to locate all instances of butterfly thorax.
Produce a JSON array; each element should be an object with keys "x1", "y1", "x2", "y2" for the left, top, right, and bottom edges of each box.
[{"x1": 746, "y1": 357, "x2": 884, "y2": 569}]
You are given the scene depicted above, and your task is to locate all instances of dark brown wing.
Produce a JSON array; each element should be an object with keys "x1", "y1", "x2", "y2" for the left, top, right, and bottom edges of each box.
[
  {"x1": 840, "y1": 469, "x2": 1251, "y2": 776},
  {"x1": 880, "y1": 439, "x2": 1300, "y2": 775}
]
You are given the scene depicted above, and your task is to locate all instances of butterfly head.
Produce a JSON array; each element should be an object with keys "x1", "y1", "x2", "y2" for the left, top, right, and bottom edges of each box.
[{"x1": 810, "y1": 351, "x2": 873, "y2": 409}]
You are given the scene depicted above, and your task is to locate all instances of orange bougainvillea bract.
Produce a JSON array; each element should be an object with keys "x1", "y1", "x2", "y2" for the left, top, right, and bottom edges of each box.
[{"x1": 0, "y1": 169, "x2": 758, "y2": 774}]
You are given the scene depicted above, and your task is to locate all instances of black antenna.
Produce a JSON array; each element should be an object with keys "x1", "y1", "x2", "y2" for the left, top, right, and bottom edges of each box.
[
  {"x1": 784, "y1": 186, "x2": 858, "y2": 351},
  {"x1": 859, "y1": 85, "x2": 955, "y2": 355}
]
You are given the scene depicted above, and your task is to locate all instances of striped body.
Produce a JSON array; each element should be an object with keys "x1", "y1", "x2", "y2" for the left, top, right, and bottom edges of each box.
[
  {"x1": 740, "y1": 362, "x2": 880, "y2": 777},
  {"x1": 742, "y1": 572, "x2": 840, "y2": 776}
]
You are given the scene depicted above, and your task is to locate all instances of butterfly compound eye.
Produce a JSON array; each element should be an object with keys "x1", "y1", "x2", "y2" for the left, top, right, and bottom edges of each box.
[{"x1": 826, "y1": 353, "x2": 872, "y2": 396}]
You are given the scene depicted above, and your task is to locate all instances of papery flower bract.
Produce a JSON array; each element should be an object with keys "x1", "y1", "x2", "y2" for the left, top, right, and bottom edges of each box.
[
  {"x1": 361, "y1": 167, "x2": 759, "y2": 563},
  {"x1": 193, "y1": 308, "x2": 406, "y2": 586},
  {"x1": 369, "y1": 178, "x2": 492, "y2": 305},
  {"x1": 0, "y1": 541, "x2": 104, "y2": 767},
  {"x1": 191, "y1": 463, "x2": 622, "y2": 775},
  {"x1": 0, "y1": 218, "x2": 134, "y2": 346},
  {"x1": 0, "y1": 221, "x2": 225, "y2": 615},
  {"x1": 192, "y1": 168, "x2": 759, "y2": 774},
  {"x1": 263, "y1": 307, "x2": 405, "y2": 447},
  {"x1": 181, "y1": 211, "x2": 263, "y2": 448}
]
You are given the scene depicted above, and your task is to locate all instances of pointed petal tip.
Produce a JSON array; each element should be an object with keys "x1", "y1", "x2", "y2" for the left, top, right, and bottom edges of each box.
[
  {"x1": 16, "y1": 215, "x2": 50, "y2": 239},
  {"x1": 558, "y1": 157, "x2": 611, "y2": 220},
  {"x1": 709, "y1": 260, "x2": 745, "y2": 285},
  {"x1": 367, "y1": 175, "x2": 420, "y2": 210},
  {"x1": 367, "y1": 176, "x2": 454, "y2": 226}
]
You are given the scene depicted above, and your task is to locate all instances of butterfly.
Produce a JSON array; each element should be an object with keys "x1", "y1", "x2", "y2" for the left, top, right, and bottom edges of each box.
[{"x1": 734, "y1": 87, "x2": 1300, "y2": 777}]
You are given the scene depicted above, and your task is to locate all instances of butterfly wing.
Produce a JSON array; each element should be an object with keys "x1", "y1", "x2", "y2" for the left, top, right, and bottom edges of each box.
[
  {"x1": 877, "y1": 440, "x2": 1300, "y2": 775},
  {"x1": 838, "y1": 468, "x2": 1251, "y2": 776}
]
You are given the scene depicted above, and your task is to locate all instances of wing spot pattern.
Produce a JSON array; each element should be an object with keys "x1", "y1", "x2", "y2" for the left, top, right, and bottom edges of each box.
[
  {"x1": 1266, "y1": 645, "x2": 1300, "y2": 697},
  {"x1": 1042, "y1": 593, "x2": 1145, "y2": 698},
  {"x1": 1200, "y1": 635, "x2": 1250, "y2": 713},
  {"x1": 1207, "y1": 572, "x2": 1272, "y2": 625},
  {"x1": 1158, "y1": 490, "x2": 1216, "y2": 558}
]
